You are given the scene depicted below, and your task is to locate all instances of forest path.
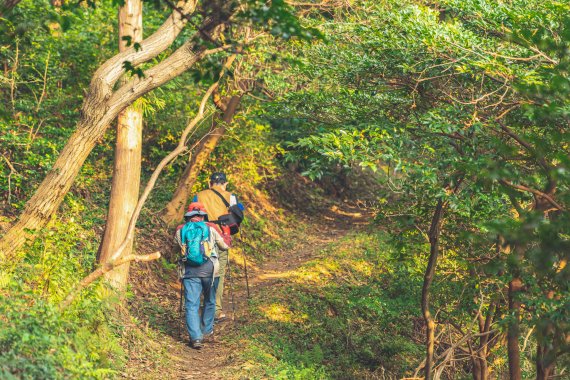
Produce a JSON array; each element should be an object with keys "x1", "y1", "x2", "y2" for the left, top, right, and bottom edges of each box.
[{"x1": 124, "y1": 203, "x2": 371, "y2": 379}]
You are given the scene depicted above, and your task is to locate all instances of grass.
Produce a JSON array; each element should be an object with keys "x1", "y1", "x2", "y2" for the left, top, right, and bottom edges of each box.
[{"x1": 224, "y1": 230, "x2": 424, "y2": 379}]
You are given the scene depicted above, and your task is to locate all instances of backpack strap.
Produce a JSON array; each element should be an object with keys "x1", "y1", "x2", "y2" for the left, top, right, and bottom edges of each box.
[{"x1": 210, "y1": 188, "x2": 230, "y2": 208}]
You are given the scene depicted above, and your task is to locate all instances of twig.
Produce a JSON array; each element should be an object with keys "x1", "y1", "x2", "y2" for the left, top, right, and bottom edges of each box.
[
  {"x1": 521, "y1": 326, "x2": 535, "y2": 353},
  {"x1": 59, "y1": 56, "x2": 236, "y2": 309},
  {"x1": 499, "y1": 180, "x2": 565, "y2": 211},
  {"x1": 109, "y1": 54, "x2": 237, "y2": 263},
  {"x1": 2, "y1": 155, "x2": 17, "y2": 203},
  {"x1": 497, "y1": 122, "x2": 551, "y2": 175},
  {"x1": 35, "y1": 51, "x2": 50, "y2": 112}
]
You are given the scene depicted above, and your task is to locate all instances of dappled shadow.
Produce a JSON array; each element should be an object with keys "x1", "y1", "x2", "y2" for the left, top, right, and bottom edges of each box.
[
  {"x1": 128, "y1": 261, "x2": 183, "y2": 339},
  {"x1": 124, "y1": 169, "x2": 381, "y2": 378}
]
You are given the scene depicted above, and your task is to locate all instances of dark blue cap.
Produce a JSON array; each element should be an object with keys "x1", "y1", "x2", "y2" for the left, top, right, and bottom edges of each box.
[{"x1": 210, "y1": 172, "x2": 228, "y2": 184}]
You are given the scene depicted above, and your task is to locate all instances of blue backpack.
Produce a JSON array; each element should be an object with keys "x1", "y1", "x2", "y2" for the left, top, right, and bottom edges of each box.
[{"x1": 180, "y1": 221, "x2": 210, "y2": 266}]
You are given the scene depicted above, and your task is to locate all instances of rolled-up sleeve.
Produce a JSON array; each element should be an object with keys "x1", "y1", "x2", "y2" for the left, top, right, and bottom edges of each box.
[{"x1": 211, "y1": 228, "x2": 230, "y2": 251}]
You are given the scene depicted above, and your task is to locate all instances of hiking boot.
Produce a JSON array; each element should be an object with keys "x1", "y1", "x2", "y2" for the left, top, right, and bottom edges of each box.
[
  {"x1": 214, "y1": 314, "x2": 227, "y2": 324},
  {"x1": 190, "y1": 339, "x2": 204, "y2": 350}
]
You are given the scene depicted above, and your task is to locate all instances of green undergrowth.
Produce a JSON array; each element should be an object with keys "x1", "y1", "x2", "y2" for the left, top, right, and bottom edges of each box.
[
  {"x1": 0, "y1": 211, "x2": 161, "y2": 379},
  {"x1": 226, "y1": 230, "x2": 423, "y2": 379},
  {"x1": 0, "y1": 293, "x2": 124, "y2": 379},
  {"x1": 0, "y1": 213, "x2": 116, "y2": 378}
]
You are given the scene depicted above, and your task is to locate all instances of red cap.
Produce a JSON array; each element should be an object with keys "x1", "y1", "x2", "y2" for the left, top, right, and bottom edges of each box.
[
  {"x1": 185, "y1": 202, "x2": 208, "y2": 217},
  {"x1": 187, "y1": 202, "x2": 207, "y2": 213}
]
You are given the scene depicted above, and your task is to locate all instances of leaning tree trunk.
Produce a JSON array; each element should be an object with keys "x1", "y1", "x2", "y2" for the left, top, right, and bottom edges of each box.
[
  {"x1": 161, "y1": 94, "x2": 242, "y2": 226},
  {"x1": 97, "y1": 0, "x2": 143, "y2": 290},
  {"x1": 421, "y1": 198, "x2": 446, "y2": 380},
  {"x1": 0, "y1": 0, "x2": 232, "y2": 259}
]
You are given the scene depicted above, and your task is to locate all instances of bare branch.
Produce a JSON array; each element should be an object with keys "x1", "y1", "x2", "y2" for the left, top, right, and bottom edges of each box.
[
  {"x1": 499, "y1": 180, "x2": 565, "y2": 211},
  {"x1": 59, "y1": 252, "x2": 161, "y2": 309},
  {"x1": 109, "y1": 54, "x2": 237, "y2": 263},
  {"x1": 2, "y1": 154, "x2": 17, "y2": 203},
  {"x1": 107, "y1": 43, "x2": 233, "y2": 121},
  {"x1": 97, "y1": 0, "x2": 198, "y2": 89}
]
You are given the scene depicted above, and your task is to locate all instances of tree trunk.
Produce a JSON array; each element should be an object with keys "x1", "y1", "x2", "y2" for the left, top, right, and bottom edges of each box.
[
  {"x1": 469, "y1": 341, "x2": 483, "y2": 380},
  {"x1": 161, "y1": 95, "x2": 241, "y2": 226},
  {"x1": 507, "y1": 277, "x2": 523, "y2": 380},
  {"x1": 97, "y1": 0, "x2": 143, "y2": 290},
  {"x1": 0, "y1": 0, "x2": 231, "y2": 259},
  {"x1": 536, "y1": 338, "x2": 555, "y2": 380},
  {"x1": 477, "y1": 335, "x2": 490, "y2": 380},
  {"x1": 421, "y1": 198, "x2": 446, "y2": 380},
  {"x1": 475, "y1": 301, "x2": 496, "y2": 380},
  {"x1": 534, "y1": 196, "x2": 557, "y2": 380},
  {"x1": 0, "y1": 0, "x2": 22, "y2": 16}
]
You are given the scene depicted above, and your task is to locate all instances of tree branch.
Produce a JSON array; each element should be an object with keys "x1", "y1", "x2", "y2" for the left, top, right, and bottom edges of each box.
[
  {"x1": 59, "y1": 252, "x2": 160, "y2": 310},
  {"x1": 0, "y1": 0, "x2": 208, "y2": 259},
  {"x1": 97, "y1": 0, "x2": 198, "y2": 88},
  {"x1": 497, "y1": 121, "x2": 557, "y2": 195},
  {"x1": 107, "y1": 42, "x2": 233, "y2": 122},
  {"x1": 499, "y1": 180, "x2": 565, "y2": 211},
  {"x1": 58, "y1": 56, "x2": 236, "y2": 310},
  {"x1": 109, "y1": 54, "x2": 237, "y2": 263}
]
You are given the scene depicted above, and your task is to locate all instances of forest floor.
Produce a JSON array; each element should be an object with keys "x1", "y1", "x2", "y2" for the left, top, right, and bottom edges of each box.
[{"x1": 122, "y1": 202, "x2": 372, "y2": 379}]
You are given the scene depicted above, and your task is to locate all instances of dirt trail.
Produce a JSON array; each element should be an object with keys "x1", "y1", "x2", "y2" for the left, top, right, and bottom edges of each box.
[{"x1": 125, "y1": 204, "x2": 370, "y2": 379}]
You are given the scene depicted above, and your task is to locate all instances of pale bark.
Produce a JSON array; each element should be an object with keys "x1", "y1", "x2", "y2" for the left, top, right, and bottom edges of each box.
[
  {"x1": 60, "y1": 62, "x2": 233, "y2": 309},
  {"x1": 161, "y1": 94, "x2": 242, "y2": 226},
  {"x1": 108, "y1": 57, "x2": 236, "y2": 264},
  {"x1": 0, "y1": 0, "x2": 232, "y2": 259},
  {"x1": 97, "y1": 0, "x2": 144, "y2": 290}
]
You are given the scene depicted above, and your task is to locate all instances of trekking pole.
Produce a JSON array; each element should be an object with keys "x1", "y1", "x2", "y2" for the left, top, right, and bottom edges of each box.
[
  {"x1": 179, "y1": 274, "x2": 185, "y2": 340},
  {"x1": 242, "y1": 236, "x2": 251, "y2": 299},
  {"x1": 227, "y1": 251, "x2": 236, "y2": 321}
]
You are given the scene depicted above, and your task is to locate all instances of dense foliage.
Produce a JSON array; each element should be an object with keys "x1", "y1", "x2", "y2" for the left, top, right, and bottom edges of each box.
[
  {"x1": 0, "y1": 0, "x2": 568, "y2": 378},
  {"x1": 264, "y1": 0, "x2": 569, "y2": 377}
]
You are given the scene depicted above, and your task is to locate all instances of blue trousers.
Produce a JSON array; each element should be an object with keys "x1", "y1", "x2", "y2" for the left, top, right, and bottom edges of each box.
[{"x1": 183, "y1": 277, "x2": 219, "y2": 341}]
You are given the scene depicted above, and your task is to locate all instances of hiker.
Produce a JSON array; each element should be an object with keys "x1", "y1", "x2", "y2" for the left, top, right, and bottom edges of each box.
[
  {"x1": 175, "y1": 202, "x2": 230, "y2": 349},
  {"x1": 193, "y1": 172, "x2": 243, "y2": 323}
]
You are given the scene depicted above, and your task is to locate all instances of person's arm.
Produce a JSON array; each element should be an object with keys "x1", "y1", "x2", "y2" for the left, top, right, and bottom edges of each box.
[
  {"x1": 175, "y1": 227, "x2": 186, "y2": 255},
  {"x1": 175, "y1": 228, "x2": 182, "y2": 247},
  {"x1": 210, "y1": 227, "x2": 230, "y2": 251}
]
